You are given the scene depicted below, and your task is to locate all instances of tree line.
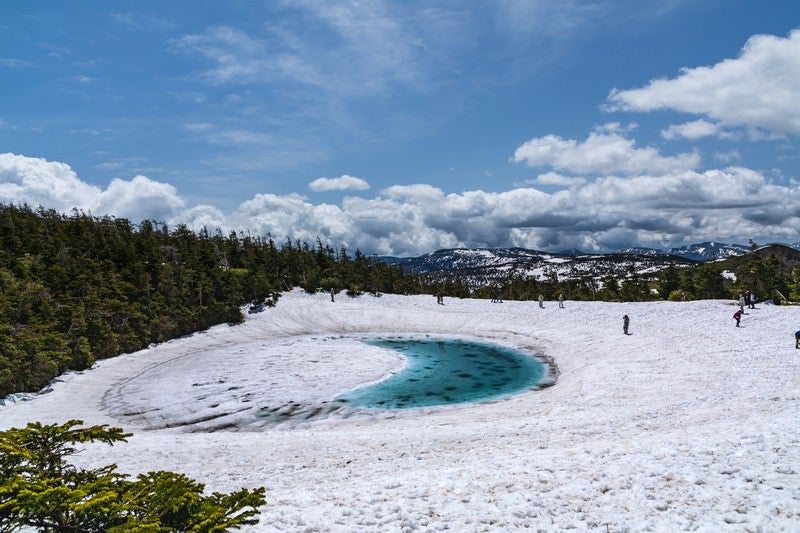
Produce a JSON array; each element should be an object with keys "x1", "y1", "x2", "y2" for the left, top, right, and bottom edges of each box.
[
  {"x1": 424, "y1": 252, "x2": 800, "y2": 304},
  {"x1": 3, "y1": 204, "x2": 799, "y2": 397},
  {"x1": 0, "y1": 204, "x2": 420, "y2": 397}
]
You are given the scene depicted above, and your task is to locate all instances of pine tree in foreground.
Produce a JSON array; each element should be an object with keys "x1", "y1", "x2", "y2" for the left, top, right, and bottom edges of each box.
[{"x1": 0, "y1": 420, "x2": 266, "y2": 532}]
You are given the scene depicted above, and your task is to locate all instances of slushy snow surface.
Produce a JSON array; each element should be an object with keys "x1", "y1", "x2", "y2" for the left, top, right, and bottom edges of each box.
[{"x1": 2, "y1": 290, "x2": 799, "y2": 531}]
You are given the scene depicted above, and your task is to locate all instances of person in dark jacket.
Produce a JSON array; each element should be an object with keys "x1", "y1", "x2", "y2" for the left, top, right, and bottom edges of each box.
[
  {"x1": 623, "y1": 314, "x2": 630, "y2": 335},
  {"x1": 746, "y1": 290, "x2": 755, "y2": 309},
  {"x1": 733, "y1": 309, "x2": 743, "y2": 327}
]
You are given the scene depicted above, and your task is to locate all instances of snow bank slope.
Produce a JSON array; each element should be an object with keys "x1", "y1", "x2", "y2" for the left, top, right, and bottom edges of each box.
[{"x1": 2, "y1": 291, "x2": 799, "y2": 531}]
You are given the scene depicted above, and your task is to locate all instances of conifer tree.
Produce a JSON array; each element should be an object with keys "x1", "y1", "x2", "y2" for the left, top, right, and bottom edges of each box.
[{"x1": 0, "y1": 420, "x2": 266, "y2": 531}]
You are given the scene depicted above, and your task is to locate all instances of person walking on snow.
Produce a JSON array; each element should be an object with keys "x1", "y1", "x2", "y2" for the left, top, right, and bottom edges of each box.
[
  {"x1": 558, "y1": 294, "x2": 565, "y2": 309},
  {"x1": 795, "y1": 329, "x2": 800, "y2": 349},
  {"x1": 538, "y1": 294, "x2": 544, "y2": 308},
  {"x1": 623, "y1": 314, "x2": 630, "y2": 335},
  {"x1": 738, "y1": 293, "x2": 746, "y2": 314},
  {"x1": 733, "y1": 309, "x2": 743, "y2": 327}
]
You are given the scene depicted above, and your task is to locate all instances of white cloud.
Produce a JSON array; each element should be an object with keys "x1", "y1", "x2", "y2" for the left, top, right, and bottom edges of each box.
[
  {"x1": 0, "y1": 153, "x2": 184, "y2": 222},
  {"x1": 309, "y1": 175, "x2": 370, "y2": 192},
  {"x1": 714, "y1": 150, "x2": 742, "y2": 165},
  {"x1": 0, "y1": 153, "x2": 101, "y2": 210},
  {"x1": 3, "y1": 152, "x2": 799, "y2": 256},
  {"x1": 608, "y1": 29, "x2": 800, "y2": 136},
  {"x1": 172, "y1": 8, "x2": 427, "y2": 95},
  {"x1": 382, "y1": 184, "x2": 444, "y2": 201},
  {"x1": 532, "y1": 172, "x2": 587, "y2": 187},
  {"x1": 222, "y1": 168, "x2": 798, "y2": 255},
  {"x1": 512, "y1": 126, "x2": 700, "y2": 175},
  {"x1": 175, "y1": 204, "x2": 230, "y2": 233},
  {"x1": 172, "y1": 26, "x2": 268, "y2": 85},
  {"x1": 231, "y1": 193, "x2": 355, "y2": 247},
  {"x1": 283, "y1": 0, "x2": 428, "y2": 91},
  {"x1": 661, "y1": 119, "x2": 732, "y2": 140},
  {"x1": 96, "y1": 175, "x2": 185, "y2": 221}
]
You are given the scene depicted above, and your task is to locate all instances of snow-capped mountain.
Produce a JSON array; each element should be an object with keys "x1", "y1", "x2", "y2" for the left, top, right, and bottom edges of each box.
[
  {"x1": 618, "y1": 241, "x2": 750, "y2": 261},
  {"x1": 380, "y1": 242, "x2": 800, "y2": 288},
  {"x1": 381, "y1": 248, "x2": 698, "y2": 287}
]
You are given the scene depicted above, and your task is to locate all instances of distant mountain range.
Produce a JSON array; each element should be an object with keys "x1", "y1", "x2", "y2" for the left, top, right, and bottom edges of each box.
[
  {"x1": 616, "y1": 241, "x2": 751, "y2": 261},
  {"x1": 378, "y1": 242, "x2": 800, "y2": 287}
]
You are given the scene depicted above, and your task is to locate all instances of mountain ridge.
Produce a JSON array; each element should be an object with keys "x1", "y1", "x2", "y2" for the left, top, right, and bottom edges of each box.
[{"x1": 377, "y1": 242, "x2": 800, "y2": 288}]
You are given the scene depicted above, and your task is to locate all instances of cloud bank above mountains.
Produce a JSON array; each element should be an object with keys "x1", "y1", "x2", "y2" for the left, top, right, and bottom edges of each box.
[{"x1": 2, "y1": 148, "x2": 797, "y2": 256}]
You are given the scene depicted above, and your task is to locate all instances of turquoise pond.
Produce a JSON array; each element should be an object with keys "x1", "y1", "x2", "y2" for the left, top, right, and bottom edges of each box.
[{"x1": 336, "y1": 337, "x2": 546, "y2": 409}]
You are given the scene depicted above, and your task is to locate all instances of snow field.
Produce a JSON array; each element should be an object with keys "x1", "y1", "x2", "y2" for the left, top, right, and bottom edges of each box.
[{"x1": 2, "y1": 290, "x2": 798, "y2": 531}]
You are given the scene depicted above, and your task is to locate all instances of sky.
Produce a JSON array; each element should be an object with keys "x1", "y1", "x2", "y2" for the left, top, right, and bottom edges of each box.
[{"x1": 1, "y1": 0, "x2": 799, "y2": 256}]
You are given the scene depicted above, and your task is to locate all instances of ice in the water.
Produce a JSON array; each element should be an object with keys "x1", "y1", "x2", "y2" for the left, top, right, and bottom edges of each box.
[{"x1": 337, "y1": 338, "x2": 545, "y2": 409}]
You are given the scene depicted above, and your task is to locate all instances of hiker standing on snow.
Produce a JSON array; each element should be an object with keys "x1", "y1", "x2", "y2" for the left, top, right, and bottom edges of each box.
[
  {"x1": 538, "y1": 294, "x2": 544, "y2": 308},
  {"x1": 733, "y1": 309, "x2": 743, "y2": 327},
  {"x1": 738, "y1": 293, "x2": 746, "y2": 313},
  {"x1": 623, "y1": 314, "x2": 630, "y2": 335},
  {"x1": 795, "y1": 329, "x2": 800, "y2": 349},
  {"x1": 558, "y1": 294, "x2": 565, "y2": 309}
]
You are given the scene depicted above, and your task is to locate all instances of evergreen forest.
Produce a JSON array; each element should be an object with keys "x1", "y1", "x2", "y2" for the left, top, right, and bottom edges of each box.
[
  {"x1": 0, "y1": 204, "x2": 419, "y2": 397},
  {"x1": 465, "y1": 255, "x2": 800, "y2": 304},
  {"x1": 2, "y1": 204, "x2": 798, "y2": 397}
]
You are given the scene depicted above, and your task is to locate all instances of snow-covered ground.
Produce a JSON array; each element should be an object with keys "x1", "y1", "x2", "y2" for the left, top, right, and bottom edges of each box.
[{"x1": 2, "y1": 290, "x2": 799, "y2": 531}]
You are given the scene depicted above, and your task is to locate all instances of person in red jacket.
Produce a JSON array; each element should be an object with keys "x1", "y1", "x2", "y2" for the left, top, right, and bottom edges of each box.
[{"x1": 733, "y1": 309, "x2": 743, "y2": 327}]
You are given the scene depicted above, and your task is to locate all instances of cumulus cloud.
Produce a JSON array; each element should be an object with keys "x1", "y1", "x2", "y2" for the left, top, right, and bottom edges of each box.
[
  {"x1": 0, "y1": 153, "x2": 184, "y2": 221},
  {"x1": 383, "y1": 184, "x2": 445, "y2": 201},
  {"x1": 607, "y1": 29, "x2": 800, "y2": 136},
  {"x1": 0, "y1": 152, "x2": 102, "y2": 210},
  {"x1": 2, "y1": 152, "x2": 799, "y2": 256},
  {"x1": 176, "y1": 204, "x2": 231, "y2": 233},
  {"x1": 96, "y1": 175, "x2": 185, "y2": 221},
  {"x1": 215, "y1": 168, "x2": 797, "y2": 255},
  {"x1": 309, "y1": 175, "x2": 370, "y2": 192},
  {"x1": 512, "y1": 126, "x2": 700, "y2": 175}
]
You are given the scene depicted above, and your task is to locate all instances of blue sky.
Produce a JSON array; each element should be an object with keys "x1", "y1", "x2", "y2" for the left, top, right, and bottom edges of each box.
[{"x1": 1, "y1": 1, "x2": 798, "y2": 256}]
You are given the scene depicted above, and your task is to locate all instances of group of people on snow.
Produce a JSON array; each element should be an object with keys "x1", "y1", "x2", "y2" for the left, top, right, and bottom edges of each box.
[
  {"x1": 737, "y1": 289, "x2": 756, "y2": 313},
  {"x1": 733, "y1": 289, "x2": 759, "y2": 327},
  {"x1": 431, "y1": 287, "x2": 797, "y2": 346}
]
